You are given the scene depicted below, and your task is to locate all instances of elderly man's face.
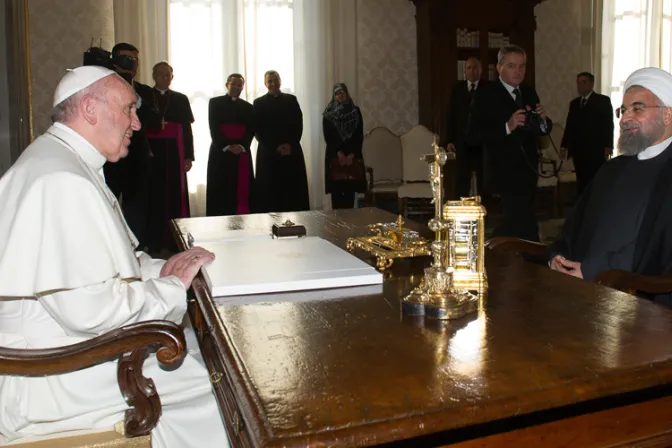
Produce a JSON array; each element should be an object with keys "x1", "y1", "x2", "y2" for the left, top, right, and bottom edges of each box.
[
  {"x1": 618, "y1": 87, "x2": 667, "y2": 155},
  {"x1": 497, "y1": 52, "x2": 526, "y2": 87},
  {"x1": 97, "y1": 76, "x2": 141, "y2": 162}
]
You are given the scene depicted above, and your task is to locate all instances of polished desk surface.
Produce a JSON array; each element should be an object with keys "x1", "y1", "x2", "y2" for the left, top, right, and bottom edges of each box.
[{"x1": 173, "y1": 208, "x2": 672, "y2": 447}]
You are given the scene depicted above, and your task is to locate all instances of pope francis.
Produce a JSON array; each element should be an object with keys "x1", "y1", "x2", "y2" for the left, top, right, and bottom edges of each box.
[{"x1": 0, "y1": 66, "x2": 229, "y2": 447}]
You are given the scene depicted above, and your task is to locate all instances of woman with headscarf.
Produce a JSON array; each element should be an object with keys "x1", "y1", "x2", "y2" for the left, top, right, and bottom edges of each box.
[{"x1": 323, "y1": 83, "x2": 366, "y2": 209}]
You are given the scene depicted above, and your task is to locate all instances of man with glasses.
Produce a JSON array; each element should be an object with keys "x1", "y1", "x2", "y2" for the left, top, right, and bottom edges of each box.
[
  {"x1": 550, "y1": 67, "x2": 672, "y2": 304},
  {"x1": 560, "y1": 72, "x2": 614, "y2": 195}
]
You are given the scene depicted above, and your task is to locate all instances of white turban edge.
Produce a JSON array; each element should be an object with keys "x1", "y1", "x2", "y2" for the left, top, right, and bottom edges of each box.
[{"x1": 623, "y1": 67, "x2": 672, "y2": 106}]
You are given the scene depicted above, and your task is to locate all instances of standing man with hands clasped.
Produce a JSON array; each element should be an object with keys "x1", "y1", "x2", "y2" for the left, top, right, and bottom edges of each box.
[{"x1": 467, "y1": 44, "x2": 552, "y2": 242}]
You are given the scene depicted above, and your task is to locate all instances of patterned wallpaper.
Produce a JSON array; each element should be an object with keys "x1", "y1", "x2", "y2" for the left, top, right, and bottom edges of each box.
[
  {"x1": 356, "y1": 0, "x2": 419, "y2": 135},
  {"x1": 28, "y1": 0, "x2": 115, "y2": 136},
  {"x1": 535, "y1": 0, "x2": 592, "y2": 127}
]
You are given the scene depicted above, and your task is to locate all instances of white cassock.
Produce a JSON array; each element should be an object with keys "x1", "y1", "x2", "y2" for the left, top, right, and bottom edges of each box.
[{"x1": 0, "y1": 123, "x2": 230, "y2": 448}]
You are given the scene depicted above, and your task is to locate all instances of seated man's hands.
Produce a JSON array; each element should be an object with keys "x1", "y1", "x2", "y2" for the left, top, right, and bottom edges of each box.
[
  {"x1": 160, "y1": 247, "x2": 215, "y2": 289},
  {"x1": 550, "y1": 255, "x2": 583, "y2": 279}
]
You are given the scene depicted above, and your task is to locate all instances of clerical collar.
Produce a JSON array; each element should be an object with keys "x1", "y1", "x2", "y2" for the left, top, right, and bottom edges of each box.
[
  {"x1": 155, "y1": 87, "x2": 169, "y2": 95},
  {"x1": 52, "y1": 122, "x2": 107, "y2": 171},
  {"x1": 638, "y1": 135, "x2": 672, "y2": 160}
]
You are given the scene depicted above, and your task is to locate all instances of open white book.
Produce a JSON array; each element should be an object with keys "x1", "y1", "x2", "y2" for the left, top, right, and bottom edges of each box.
[{"x1": 200, "y1": 236, "x2": 383, "y2": 297}]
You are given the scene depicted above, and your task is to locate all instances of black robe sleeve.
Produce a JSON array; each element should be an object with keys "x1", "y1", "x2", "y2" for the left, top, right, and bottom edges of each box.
[{"x1": 288, "y1": 95, "x2": 303, "y2": 147}]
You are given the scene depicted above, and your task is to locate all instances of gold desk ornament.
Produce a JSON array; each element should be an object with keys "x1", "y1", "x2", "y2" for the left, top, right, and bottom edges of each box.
[
  {"x1": 402, "y1": 136, "x2": 478, "y2": 320},
  {"x1": 443, "y1": 196, "x2": 488, "y2": 294},
  {"x1": 346, "y1": 214, "x2": 431, "y2": 271}
]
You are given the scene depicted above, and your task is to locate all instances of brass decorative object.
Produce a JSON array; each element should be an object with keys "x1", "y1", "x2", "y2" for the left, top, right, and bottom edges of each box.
[
  {"x1": 443, "y1": 196, "x2": 488, "y2": 293},
  {"x1": 402, "y1": 138, "x2": 478, "y2": 320},
  {"x1": 346, "y1": 215, "x2": 431, "y2": 270}
]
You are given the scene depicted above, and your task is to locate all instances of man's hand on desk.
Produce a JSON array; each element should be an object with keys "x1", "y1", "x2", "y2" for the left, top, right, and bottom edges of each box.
[
  {"x1": 507, "y1": 109, "x2": 526, "y2": 132},
  {"x1": 160, "y1": 247, "x2": 216, "y2": 289},
  {"x1": 550, "y1": 255, "x2": 583, "y2": 279}
]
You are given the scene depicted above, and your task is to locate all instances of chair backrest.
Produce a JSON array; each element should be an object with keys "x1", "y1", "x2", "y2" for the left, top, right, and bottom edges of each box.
[
  {"x1": 400, "y1": 125, "x2": 437, "y2": 182},
  {"x1": 362, "y1": 127, "x2": 403, "y2": 183}
]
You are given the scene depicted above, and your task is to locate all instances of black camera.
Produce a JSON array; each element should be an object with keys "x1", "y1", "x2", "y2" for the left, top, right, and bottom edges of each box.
[
  {"x1": 82, "y1": 45, "x2": 135, "y2": 84},
  {"x1": 522, "y1": 109, "x2": 546, "y2": 134}
]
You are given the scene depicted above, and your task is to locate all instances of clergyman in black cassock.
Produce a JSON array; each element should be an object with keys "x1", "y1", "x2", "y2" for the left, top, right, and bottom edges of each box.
[
  {"x1": 145, "y1": 62, "x2": 194, "y2": 253},
  {"x1": 446, "y1": 57, "x2": 486, "y2": 198},
  {"x1": 560, "y1": 72, "x2": 614, "y2": 195},
  {"x1": 550, "y1": 67, "x2": 672, "y2": 306},
  {"x1": 253, "y1": 70, "x2": 310, "y2": 213},
  {"x1": 467, "y1": 45, "x2": 552, "y2": 242},
  {"x1": 206, "y1": 74, "x2": 255, "y2": 216}
]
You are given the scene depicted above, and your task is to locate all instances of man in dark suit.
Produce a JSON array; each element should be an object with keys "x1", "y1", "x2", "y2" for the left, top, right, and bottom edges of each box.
[
  {"x1": 560, "y1": 72, "x2": 614, "y2": 195},
  {"x1": 467, "y1": 45, "x2": 552, "y2": 242},
  {"x1": 446, "y1": 57, "x2": 486, "y2": 198}
]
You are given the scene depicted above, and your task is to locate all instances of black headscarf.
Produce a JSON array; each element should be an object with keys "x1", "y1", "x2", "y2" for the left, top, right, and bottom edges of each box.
[{"x1": 323, "y1": 83, "x2": 361, "y2": 142}]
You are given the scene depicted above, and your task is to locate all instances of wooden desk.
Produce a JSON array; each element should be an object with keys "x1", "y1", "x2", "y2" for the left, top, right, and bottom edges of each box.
[{"x1": 172, "y1": 208, "x2": 672, "y2": 447}]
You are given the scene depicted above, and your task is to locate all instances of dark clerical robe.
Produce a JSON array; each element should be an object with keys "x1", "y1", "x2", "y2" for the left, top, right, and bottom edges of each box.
[
  {"x1": 145, "y1": 88, "x2": 194, "y2": 253},
  {"x1": 253, "y1": 92, "x2": 310, "y2": 212},
  {"x1": 206, "y1": 95, "x2": 255, "y2": 216},
  {"x1": 551, "y1": 142, "x2": 672, "y2": 305}
]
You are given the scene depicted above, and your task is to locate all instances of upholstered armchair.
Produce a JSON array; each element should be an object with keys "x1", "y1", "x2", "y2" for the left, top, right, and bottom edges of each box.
[
  {"x1": 397, "y1": 125, "x2": 437, "y2": 217},
  {"x1": 485, "y1": 237, "x2": 672, "y2": 295},
  {"x1": 0, "y1": 321, "x2": 186, "y2": 447},
  {"x1": 361, "y1": 127, "x2": 404, "y2": 205}
]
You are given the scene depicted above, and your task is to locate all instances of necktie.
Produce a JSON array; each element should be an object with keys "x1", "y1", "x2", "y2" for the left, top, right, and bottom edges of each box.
[
  {"x1": 469, "y1": 83, "x2": 476, "y2": 93},
  {"x1": 513, "y1": 88, "x2": 523, "y2": 108},
  {"x1": 580, "y1": 97, "x2": 587, "y2": 108}
]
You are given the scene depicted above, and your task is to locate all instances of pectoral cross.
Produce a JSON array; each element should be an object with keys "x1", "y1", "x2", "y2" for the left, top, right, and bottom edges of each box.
[{"x1": 161, "y1": 118, "x2": 167, "y2": 130}]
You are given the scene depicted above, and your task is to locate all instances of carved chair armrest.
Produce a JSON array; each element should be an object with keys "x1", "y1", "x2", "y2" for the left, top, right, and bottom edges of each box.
[
  {"x1": 365, "y1": 166, "x2": 374, "y2": 192},
  {"x1": 594, "y1": 270, "x2": 672, "y2": 295},
  {"x1": 0, "y1": 320, "x2": 186, "y2": 438}
]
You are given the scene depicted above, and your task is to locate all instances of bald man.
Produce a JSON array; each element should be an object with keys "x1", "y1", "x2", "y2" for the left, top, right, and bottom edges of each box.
[
  {"x1": 0, "y1": 67, "x2": 229, "y2": 447},
  {"x1": 446, "y1": 56, "x2": 487, "y2": 198},
  {"x1": 551, "y1": 67, "x2": 672, "y2": 304}
]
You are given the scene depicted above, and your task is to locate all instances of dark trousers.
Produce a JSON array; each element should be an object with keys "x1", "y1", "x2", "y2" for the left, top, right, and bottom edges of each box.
[
  {"x1": 456, "y1": 144, "x2": 483, "y2": 198},
  {"x1": 331, "y1": 190, "x2": 355, "y2": 209},
  {"x1": 492, "y1": 189, "x2": 539, "y2": 242},
  {"x1": 575, "y1": 157, "x2": 605, "y2": 196}
]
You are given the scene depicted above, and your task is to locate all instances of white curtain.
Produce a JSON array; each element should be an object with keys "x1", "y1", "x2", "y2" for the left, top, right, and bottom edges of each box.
[
  {"x1": 601, "y1": 0, "x2": 672, "y2": 150},
  {"x1": 164, "y1": 0, "x2": 358, "y2": 215},
  {"x1": 113, "y1": 0, "x2": 169, "y2": 86}
]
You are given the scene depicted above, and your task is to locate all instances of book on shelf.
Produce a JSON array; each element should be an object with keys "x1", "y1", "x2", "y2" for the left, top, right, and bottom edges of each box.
[{"x1": 456, "y1": 28, "x2": 479, "y2": 48}]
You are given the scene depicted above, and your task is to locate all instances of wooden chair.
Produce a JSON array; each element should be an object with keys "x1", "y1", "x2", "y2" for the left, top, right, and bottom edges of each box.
[
  {"x1": 398, "y1": 125, "x2": 437, "y2": 218},
  {"x1": 361, "y1": 127, "x2": 404, "y2": 206},
  {"x1": 0, "y1": 320, "x2": 186, "y2": 447},
  {"x1": 485, "y1": 236, "x2": 672, "y2": 295}
]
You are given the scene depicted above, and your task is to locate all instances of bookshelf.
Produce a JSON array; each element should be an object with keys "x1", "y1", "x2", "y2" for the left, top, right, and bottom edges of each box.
[{"x1": 410, "y1": 0, "x2": 548, "y2": 199}]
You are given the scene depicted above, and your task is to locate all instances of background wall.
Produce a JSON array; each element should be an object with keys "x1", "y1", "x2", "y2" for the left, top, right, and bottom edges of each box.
[
  {"x1": 356, "y1": 0, "x2": 418, "y2": 135},
  {"x1": 535, "y1": 0, "x2": 595, "y2": 127},
  {"x1": 28, "y1": 0, "x2": 115, "y2": 135}
]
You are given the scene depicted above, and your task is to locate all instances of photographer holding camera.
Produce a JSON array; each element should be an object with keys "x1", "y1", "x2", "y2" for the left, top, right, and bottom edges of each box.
[
  {"x1": 103, "y1": 43, "x2": 161, "y2": 250},
  {"x1": 467, "y1": 44, "x2": 552, "y2": 242}
]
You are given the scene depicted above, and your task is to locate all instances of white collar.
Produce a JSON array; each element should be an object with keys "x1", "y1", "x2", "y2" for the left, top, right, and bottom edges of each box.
[
  {"x1": 637, "y1": 135, "x2": 672, "y2": 160},
  {"x1": 582, "y1": 91, "x2": 593, "y2": 101},
  {"x1": 155, "y1": 87, "x2": 169, "y2": 95},
  {"x1": 468, "y1": 80, "x2": 479, "y2": 89},
  {"x1": 52, "y1": 122, "x2": 107, "y2": 171},
  {"x1": 499, "y1": 77, "x2": 518, "y2": 94}
]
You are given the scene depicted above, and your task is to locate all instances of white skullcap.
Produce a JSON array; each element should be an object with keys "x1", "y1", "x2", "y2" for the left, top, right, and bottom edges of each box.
[
  {"x1": 623, "y1": 67, "x2": 672, "y2": 106},
  {"x1": 52, "y1": 66, "x2": 117, "y2": 107}
]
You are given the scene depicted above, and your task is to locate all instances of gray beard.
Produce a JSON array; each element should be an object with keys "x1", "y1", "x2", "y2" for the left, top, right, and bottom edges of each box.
[{"x1": 618, "y1": 117, "x2": 665, "y2": 156}]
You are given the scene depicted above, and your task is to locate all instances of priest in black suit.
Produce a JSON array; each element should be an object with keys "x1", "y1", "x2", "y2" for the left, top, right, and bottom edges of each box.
[
  {"x1": 206, "y1": 73, "x2": 255, "y2": 216},
  {"x1": 253, "y1": 70, "x2": 310, "y2": 213},
  {"x1": 560, "y1": 72, "x2": 614, "y2": 195},
  {"x1": 550, "y1": 67, "x2": 672, "y2": 305},
  {"x1": 467, "y1": 45, "x2": 552, "y2": 242},
  {"x1": 446, "y1": 57, "x2": 486, "y2": 198}
]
